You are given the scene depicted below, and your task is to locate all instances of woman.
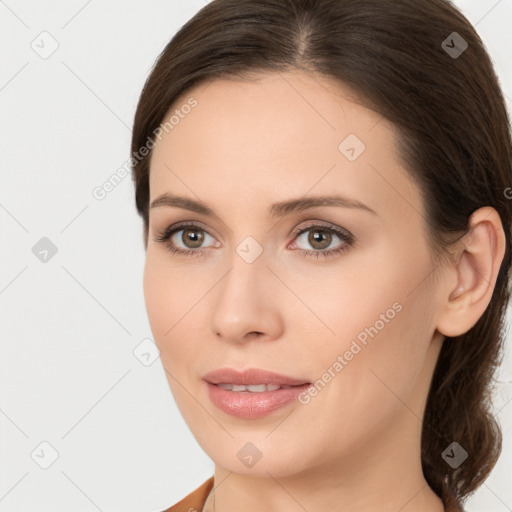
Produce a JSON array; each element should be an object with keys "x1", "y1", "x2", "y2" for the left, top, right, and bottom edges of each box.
[{"x1": 130, "y1": 0, "x2": 511, "y2": 511}]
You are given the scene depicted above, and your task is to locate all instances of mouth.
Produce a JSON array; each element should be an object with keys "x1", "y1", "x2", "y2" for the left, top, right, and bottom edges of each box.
[{"x1": 202, "y1": 368, "x2": 312, "y2": 419}]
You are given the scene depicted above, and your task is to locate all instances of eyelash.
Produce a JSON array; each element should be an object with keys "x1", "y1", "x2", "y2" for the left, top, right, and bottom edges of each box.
[{"x1": 153, "y1": 221, "x2": 354, "y2": 259}]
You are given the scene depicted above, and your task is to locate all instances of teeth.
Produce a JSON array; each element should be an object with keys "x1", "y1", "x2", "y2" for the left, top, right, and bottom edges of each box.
[{"x1": 217, "y1": 383, "x2": 284, "y2": 392}]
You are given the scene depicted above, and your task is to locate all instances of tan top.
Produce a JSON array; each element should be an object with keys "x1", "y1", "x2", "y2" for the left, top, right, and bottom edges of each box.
[
  {"x1": 162, "y1": 476, "x2": 465, "y2": 512},
  {"x1": 162, "y1": 477, "x2": 214, "y2": 512}
]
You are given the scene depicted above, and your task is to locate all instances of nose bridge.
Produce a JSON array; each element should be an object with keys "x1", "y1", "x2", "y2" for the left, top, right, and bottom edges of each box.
[
  {"x1": 218, "y1": 237, "x2": 268, "y2": 312},
  {"x1": 209, "y1": 235, "x2": 282, "y2": 341}
]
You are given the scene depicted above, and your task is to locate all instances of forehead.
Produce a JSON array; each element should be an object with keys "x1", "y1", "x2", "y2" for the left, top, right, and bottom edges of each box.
[
  {"x1": 152, "y1": 70, "x2": 387, "y2": 165},
  {"x1": 148, "y1": 70, "x2": 422, "y2": 224}
]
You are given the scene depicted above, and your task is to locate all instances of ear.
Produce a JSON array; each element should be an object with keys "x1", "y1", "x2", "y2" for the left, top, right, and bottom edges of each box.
[{"x1": 436, "y1": 206, "x2": 507, "y2": 338}]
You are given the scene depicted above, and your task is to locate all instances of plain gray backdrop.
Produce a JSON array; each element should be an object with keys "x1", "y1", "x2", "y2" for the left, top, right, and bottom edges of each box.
[{"x1": 1, "y1": 1, "x2": 511, "y2": 511}]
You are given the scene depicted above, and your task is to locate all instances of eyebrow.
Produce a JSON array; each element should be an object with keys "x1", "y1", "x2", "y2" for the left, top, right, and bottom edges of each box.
[{"x1": 150, "y1": 193, "x2": 377, "y2": 217}]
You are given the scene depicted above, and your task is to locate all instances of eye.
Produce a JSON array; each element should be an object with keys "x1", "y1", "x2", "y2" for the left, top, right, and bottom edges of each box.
[
  {"x1": 289, "y1": 222, "x2": 354, "y2": 259},
  {"x1": 154, "y1": 221, "x2": 219, "y2": 258}
]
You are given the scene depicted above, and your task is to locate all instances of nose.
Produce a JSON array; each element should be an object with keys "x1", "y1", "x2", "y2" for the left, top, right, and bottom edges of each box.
[{"x1": 209, "y1": 247, "x2": 284, "y2": 345}]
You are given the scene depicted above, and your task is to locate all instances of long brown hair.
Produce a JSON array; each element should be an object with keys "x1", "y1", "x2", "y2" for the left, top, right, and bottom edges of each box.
[{"x1": 130, "y1": 0, "x2": 512, "y2": 508}]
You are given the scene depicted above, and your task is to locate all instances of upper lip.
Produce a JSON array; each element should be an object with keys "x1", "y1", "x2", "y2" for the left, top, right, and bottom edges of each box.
[{"x1": 203, "y1": 367, "x2": 310, "y2": 386}]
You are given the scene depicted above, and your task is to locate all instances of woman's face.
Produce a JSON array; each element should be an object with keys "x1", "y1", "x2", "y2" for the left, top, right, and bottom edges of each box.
[{"x1": 144, "y1": 70, "x2": 448, "y2": 477}]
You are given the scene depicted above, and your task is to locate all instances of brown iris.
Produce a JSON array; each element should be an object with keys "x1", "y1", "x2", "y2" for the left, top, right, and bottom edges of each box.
[
  {"x1": 307, "y1": 229, "x2": 332, "y2": 250},
  {"x1": 182, "y1": 228, "x2": 204, "y2": 248}
]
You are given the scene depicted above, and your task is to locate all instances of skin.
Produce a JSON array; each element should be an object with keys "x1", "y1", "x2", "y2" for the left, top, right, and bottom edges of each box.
[{"x1": 143, "y1": 70, "x2": 506, "y2": 512}]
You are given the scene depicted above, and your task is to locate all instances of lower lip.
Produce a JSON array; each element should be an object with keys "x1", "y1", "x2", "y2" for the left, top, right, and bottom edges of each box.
[{"x1": 205, "y1": 382, "x2": 310, "y2": 419}]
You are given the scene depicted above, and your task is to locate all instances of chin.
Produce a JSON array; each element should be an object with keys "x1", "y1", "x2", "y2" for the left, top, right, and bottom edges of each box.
[{"x1": 191, "y1": 429, "x2": 317, "y2": 477}]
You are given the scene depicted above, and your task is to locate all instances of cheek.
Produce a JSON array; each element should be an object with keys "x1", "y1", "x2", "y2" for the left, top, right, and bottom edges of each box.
[
  {"x1": 299, "y1": 244, "x2": 435, "y2": 397},
  {"x1": 143, "y1": 256, "x2": 172, "y2": 340},
  {"x1": 143, "y1": 253, "x2": 213, "y2": 380},
  {"x1": 143, "y1": 252, "x2": 201, "y2": 338},
  {"x1": 311, "y1": 281, "x2": 436, "y2": 444},
  {"x1": 143, "y1": 259, "x2": 210, "y2": 429}
]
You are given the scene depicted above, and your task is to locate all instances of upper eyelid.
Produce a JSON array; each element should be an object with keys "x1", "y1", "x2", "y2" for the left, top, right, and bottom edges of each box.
[
  {"x1": 292, "y1": 221, "x2": 351, "y2": 237},
  {"x1": 166, "y1": 220, "x2": 216, "y2": 238}
]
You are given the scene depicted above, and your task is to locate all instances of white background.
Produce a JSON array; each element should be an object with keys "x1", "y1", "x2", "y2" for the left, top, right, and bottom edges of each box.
[{"x1": 1, "y1": 1, "x2": 511, "y2": 511}]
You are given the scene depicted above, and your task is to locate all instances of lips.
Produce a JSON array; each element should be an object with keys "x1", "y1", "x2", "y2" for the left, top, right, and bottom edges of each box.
[
  {"x1": 202, "y1": 367, "x2": 310, "y2": 387},
  {"x1": 202, "y1": 368, "x2": 312, "y2": 418},
  {"x1": 203, "y1": 368, "x2": 312, "y2": 419}
]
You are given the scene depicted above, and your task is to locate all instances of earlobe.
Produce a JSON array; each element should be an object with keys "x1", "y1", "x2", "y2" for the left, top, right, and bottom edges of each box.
[{"x1": 436, "y1": 206, "x2": 506, "y2": 338}]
